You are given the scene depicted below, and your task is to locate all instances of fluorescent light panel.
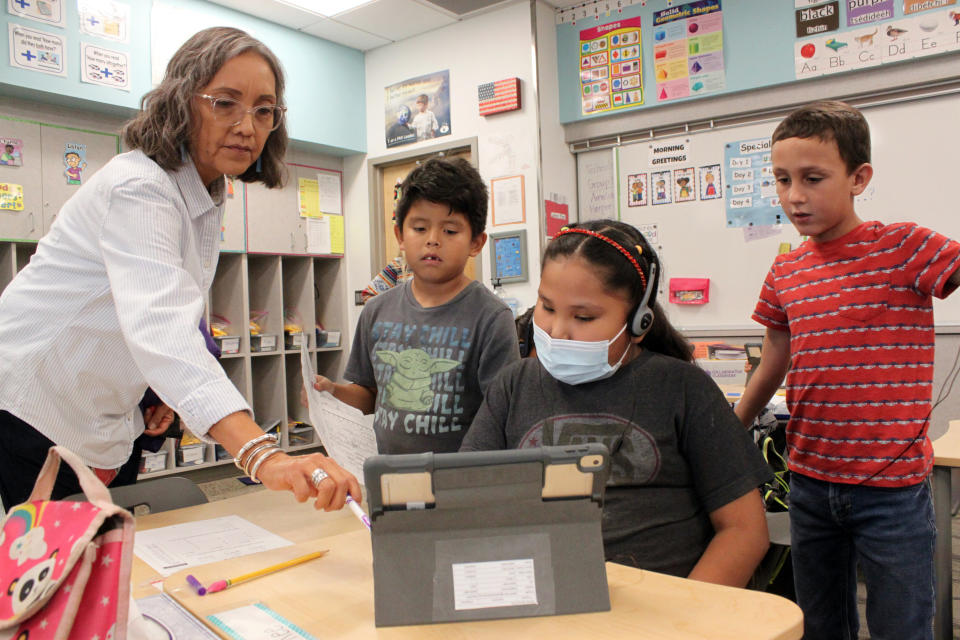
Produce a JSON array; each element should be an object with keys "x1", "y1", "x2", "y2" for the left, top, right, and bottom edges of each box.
[{"x1": 276, "y1": 0, "x2": 372, "y2": 17}]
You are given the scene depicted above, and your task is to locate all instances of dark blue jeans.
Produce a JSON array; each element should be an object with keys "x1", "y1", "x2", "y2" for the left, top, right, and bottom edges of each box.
[{"x1": 790, "y1": 473, "x2": 935, "y2": 640}]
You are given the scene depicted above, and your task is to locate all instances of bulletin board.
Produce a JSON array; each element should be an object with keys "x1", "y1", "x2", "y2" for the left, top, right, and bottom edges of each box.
[
  {"x1": 584, "y1": 89, "x2": 960, "y2": 332},
  {"x1": 556, "y1": 0, "x2": 960, "y2": 124}
]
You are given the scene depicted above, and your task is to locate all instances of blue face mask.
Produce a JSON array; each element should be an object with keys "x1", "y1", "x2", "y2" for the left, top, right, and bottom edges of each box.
[{"x1": 533, "y1": 320, "x2": 631, "y2": 385}]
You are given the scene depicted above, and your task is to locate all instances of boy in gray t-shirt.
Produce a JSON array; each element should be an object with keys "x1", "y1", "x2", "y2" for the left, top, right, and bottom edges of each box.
[{"x1": 310, "y1": 158, "x2": 519, "y2": 453}]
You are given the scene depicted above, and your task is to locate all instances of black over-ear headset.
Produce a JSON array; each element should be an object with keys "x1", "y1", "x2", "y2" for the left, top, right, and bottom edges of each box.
[{"x1": 555, "y1": 225, "x2": 659, "y2": 337}]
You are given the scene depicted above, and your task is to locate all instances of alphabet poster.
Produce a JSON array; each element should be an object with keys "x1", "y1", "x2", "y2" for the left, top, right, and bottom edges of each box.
[
  {"x1": 652, "y1": 0, "x2": 726, "y2": 102},
  {"x1": 578, "y1": 16, "x2": 644, "y2": 116},
  {"x1": 795, "y1": 4, "x2": 960, "y2": 78}
]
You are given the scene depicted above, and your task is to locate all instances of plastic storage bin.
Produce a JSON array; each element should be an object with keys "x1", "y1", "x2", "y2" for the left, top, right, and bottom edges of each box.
[
  {"x1": 139, "y1": 450, "x2": 167, "y2": 474},
  {"x1": 250, "y1": 333, "x2": 278, "y2": 352}
]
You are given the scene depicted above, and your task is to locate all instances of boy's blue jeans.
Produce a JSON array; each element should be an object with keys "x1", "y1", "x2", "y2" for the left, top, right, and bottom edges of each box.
[{"x1": 789, "y1": 473, "x2": 935, "y2": 640}]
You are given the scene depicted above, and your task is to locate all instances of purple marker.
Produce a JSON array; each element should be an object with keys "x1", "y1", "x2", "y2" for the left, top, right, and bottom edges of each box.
[
  {"x1": 346, "y1": 496, "x2": 372, "y2": 530},
  {"x1": 186, "y1": 574, "x2": 206, "y2": 596}
]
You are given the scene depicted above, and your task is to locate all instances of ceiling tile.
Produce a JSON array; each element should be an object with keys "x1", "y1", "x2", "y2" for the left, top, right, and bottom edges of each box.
[
  {"x1": 335, "y1": 0, "x2": 457, "y2": 42},
  {"x1": 300, "y1": 16, "x2": 392, "y2": 50},
  {"x1": 204, "y1": 0, "x2": 320, "y2": 30}
]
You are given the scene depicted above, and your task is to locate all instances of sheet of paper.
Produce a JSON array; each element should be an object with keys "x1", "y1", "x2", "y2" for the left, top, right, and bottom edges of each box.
[
  {"x1": 298, "y1": 178, "x2": 321, "y2": 218},
  {"x1": 306, "y1": 216, "x2": 331, "y2": 254},
  {"x1": 452, "y1": 558, "x2": 538, "y2": 610},
  {"x1": 492, "y1": 175, "x2": 524, "y2": 225},
  {"x1": 136, "y1": 593, "x2": 220, "y2": 639},
  {"x1": 134, "y1": 515, "x2": 292, "y2": 577},
  {"x1": 328, "y1": 214, "x2": 344, "y2": 254},
  {"x1": 301, "y1": 342, "x2": 378, "y2": 481},
  {"x1": 208, "y1": 603, "x2": 317, "y2": 640},
  {"x1": 317, "y1": 171, "x2": 342, "y2": 215}
]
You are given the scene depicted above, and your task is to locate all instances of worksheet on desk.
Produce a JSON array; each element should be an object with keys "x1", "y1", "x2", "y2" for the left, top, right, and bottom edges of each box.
[
  {"x1": 134, "y1": 515, "x2": 293, "y2": 576},
  {"x1": 300, "y1": 342, "x2": 378, "y2": 481}
]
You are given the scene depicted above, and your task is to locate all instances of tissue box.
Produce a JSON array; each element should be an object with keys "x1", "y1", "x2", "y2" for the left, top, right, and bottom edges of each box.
[
  {"x1": 176, "y1": 443, "x2": 206, "y2": 467},
  {"x1": 250, "y1": 333, "x2": 278, "y2": 352},
  {"x1": 214, "y1": 335, "x2": 241, "y2": 354},
  {"x1": 139, "y1": 450, "x2": 167, "y2": 474}
]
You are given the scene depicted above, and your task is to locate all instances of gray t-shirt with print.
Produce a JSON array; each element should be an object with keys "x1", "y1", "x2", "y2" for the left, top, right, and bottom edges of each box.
[
  {"x1": 461, "y1": 352, "x2": 772, "y2": 578},
  {"x1": 345, "y1": 280, "x2": 520, "y2": 454}
]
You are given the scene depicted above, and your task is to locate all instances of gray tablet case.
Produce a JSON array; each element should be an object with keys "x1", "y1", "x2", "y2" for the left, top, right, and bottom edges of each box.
[{"x1": 363, "y1": 444, "x2": 611, "y2": 627}]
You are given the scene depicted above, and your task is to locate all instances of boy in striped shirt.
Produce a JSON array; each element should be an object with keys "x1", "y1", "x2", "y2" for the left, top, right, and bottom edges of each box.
[{"x1": 736, "y1": 100, "x2": 960, "y2": 640}]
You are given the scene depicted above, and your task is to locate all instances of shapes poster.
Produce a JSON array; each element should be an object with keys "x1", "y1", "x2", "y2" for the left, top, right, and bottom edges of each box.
[
  {"x1": 0, "y1": 138, "x2": 23, "y2": 167},
  {"x1": 81, "y1": 44, "x2": 129, "y2": 91},
  {"x1": 384, "y1": 70, "x2": 450, "y2": 148},
  {"x1": 699, "y1": 164, "x2": 721, "y2": 199},
  {"x1": 796, "y1": 4, "x2": 960, "y2": 79},
  {"x1": 6, "y1": 0, "x2": 64, "y2": 28},
  {"x1": 651, "y1": 170, "x2": 673, "y2": 205},
  {"x1": 673, "y1": 167, "x2": 696, "y2": 202},
  {"x1": 627, "y1": 173, "x2": 648, "y2": 207},
  {"x1": 578, "y1": 16, "x2": 643, "y2": 116},
  {"x1": 8, "y1": 23, "x2": 66, "y2": 77},
  {"x1": 724, "y1": 137, "x2": 783, "y2": 228},
  {"x1": 652, "y1": 0, "x2": 725, "y2": 102},
  {"x1": 78, "y1": 0, "x2": 131, "y2": 43}
]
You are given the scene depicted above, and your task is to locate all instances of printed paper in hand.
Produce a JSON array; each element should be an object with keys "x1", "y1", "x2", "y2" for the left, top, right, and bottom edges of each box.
[
  {"x1": 134, "y1": 515, "x2": 292, "y2": 577},
  {"x1": 300, "y1": 342, "x2": 378, "y2": 480}
]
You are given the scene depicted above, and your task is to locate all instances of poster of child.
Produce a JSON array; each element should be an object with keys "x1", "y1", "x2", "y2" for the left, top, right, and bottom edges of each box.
[
  {"x1": 384, "y1": 70, "x2": 451, "y2": 148},
  {"x1": 0, "y1": 139, "x2": 23, "y2": 167},
  {"x1": 673, "y1": 167, "x2": 696, "y2": 203},
  {"x1": 63, "y1": 143, "x2": 88, "y2": 185},
  {"x1": 627, "y1": 173, "x2": 647, "y2": 207},
  {"x1": 699, "y1": 164, "x2": 721, "y2": 200},
  {"x1": 651, "y1": 170, "x2": 672, "y2": 205}
]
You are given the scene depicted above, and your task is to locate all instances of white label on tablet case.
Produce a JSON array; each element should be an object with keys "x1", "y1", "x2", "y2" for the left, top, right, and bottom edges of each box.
[{"x1": 452, "y1": 558, "x2": 538, "y2": 610}]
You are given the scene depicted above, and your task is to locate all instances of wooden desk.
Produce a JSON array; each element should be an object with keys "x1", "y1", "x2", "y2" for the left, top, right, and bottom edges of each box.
[
  {"x1": 932, "y1": 421, "x2": 960, "y2": 640},
  {"x1": 133, "y1": 491, "x2": 803, "y2": 639}
]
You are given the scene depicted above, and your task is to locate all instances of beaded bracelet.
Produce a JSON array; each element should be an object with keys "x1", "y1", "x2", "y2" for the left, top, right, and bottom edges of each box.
[
  {"x1": 249, "y1": 447, "x2": 284, "y2": 484},
  {"x1": 242, "y1": 442, "x2": 280, "y2": 476},
  {"x1": 233, "y1": 434, "x2": 278, "y2": 471}
]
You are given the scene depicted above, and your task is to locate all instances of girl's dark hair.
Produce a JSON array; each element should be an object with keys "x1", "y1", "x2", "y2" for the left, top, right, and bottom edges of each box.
[
  {"x1": 122, "y1": 27, "x2": 288, "y2": 188},
  {"x1": 395, "y1": 157, "x2": 487, "y2": 237},
  {"x1": 543, "y1": 219, "x2": 693, "y2": 362}
]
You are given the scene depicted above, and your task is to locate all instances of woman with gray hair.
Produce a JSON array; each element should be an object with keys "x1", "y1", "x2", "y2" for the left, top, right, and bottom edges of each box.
[{"x1": 0, "y1": 27, "x2": 361, "y2": 511}]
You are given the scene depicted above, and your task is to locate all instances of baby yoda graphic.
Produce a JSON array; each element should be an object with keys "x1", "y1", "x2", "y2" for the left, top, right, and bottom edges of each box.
[{"x1": 376, "y1": 348, "x2": 459, "y2": 411}]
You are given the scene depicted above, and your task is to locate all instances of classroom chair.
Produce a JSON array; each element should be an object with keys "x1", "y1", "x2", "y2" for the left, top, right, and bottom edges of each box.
[{"x1": 64, "y1": 476, "x2": 208, "y2": 515}]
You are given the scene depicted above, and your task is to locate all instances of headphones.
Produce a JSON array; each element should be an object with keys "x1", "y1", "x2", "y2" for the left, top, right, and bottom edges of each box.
[{"x1": 555, "y1": 226, "x2": 659, "y2": 337}]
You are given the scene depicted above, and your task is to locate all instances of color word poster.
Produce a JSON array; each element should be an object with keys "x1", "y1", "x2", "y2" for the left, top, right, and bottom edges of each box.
[
  {"x1": 579, "y1": 16, "x2": 643, "y2": 116},
  {"x1": 796, "y1": 4, "x2": 960, "y2": 78},
  {"x1": 652, "y1": 0, "x2": 726, "y2": 102},
  {"x1": 723, "y1": 137, "x2": 784, "y2": 228}
]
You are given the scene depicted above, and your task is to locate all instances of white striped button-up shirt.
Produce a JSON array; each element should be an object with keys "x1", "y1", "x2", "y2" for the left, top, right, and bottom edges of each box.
[{"x1": 0, "y1": 150, "x2": 250, "y2": 468}]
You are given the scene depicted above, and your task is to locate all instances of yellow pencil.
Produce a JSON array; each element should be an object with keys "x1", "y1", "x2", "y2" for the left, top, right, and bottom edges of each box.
[{"x1": 205, "y1": 549, "x2": 328, "y2": 593}]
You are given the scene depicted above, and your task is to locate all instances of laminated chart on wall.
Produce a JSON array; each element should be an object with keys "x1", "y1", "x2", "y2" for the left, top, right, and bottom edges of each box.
[
  {"x1": 723, "y1": 137, "x2": 784, "y2": 228},
  {"x1": 795, "y1": 2, "x2": 960, "y2": 79},
  {"x1": 78, "y1": 0, "x2": 131, "y2": 43},
  {"x1": 80, "y1": 44, "x2": 130, "y2": 91},
  {"x1": 652, "y1": 0, "x2": 726, "y2": 102},
  {"x1": 0, "y1": 183, "x2": 24, "y2": 211},
  {"x1": 579, "y1": 16, "x2": 643, "y2": 116},
  {"x1": 6, "y1": 0, "x2": 65, "y2": 28},
  {"x1": 7, "y1": 23, "x2": 66, "y2": 77}
]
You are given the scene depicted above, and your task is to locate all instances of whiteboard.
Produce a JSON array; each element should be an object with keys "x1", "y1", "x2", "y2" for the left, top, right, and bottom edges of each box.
[{"x1": 601, "y1": 91, "x2": 960, "y2": 331}]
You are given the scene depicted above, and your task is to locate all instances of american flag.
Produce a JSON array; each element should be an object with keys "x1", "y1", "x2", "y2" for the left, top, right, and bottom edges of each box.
[{"x1": 478, "y1": 78, "x2": 521, "y2": 116}]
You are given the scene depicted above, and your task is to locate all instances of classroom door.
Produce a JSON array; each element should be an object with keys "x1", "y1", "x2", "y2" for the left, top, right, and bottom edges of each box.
[{"x1": 379, "y1": 150, "x2": 475, "y2": 281}]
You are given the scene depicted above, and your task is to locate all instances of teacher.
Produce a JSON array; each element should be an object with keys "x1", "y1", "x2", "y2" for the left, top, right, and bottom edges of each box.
[{"x1": 0, "y1": 27, "x2": 360, "y2": 510}]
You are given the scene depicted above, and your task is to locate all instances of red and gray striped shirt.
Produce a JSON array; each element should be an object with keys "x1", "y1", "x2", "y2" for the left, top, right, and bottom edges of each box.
[{"x1": 753, "y1": 221, "x2": 960, "y2": 487}]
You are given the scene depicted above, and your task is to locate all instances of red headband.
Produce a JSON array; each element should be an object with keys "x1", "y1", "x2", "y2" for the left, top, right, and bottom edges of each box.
[{"x1": 555, "y1": 227, "x2": 647, "y2": 291}]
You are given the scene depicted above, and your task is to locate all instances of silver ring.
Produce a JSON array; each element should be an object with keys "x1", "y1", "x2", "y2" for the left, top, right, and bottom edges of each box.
[{"x1": 311, "y1": 467, "x2": 329, "y2": 487}]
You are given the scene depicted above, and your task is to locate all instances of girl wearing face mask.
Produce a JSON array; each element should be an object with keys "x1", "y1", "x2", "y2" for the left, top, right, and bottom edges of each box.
[{"x1": 461, "y1": 220, "x2": 772, "y2": 587}]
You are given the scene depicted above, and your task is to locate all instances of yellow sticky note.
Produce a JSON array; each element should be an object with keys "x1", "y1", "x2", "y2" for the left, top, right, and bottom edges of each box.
[
  {"x1": 0, "y1": 183, "x2": 24, "y2": 211},
  {"x1": 329, "y1": 214, "x2": 345, "y2": 255},
  {"x1": 298, "y1": 178, "x2": 321, "y2": 218}
]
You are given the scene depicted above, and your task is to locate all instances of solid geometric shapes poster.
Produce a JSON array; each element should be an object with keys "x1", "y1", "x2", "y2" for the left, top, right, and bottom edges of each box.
[
  {"x1": 652, "y1": 0, "x2": 726, "y2": 102},
  {"x1": 579, "y1": 16, "x2": 643, "y2": 116}
]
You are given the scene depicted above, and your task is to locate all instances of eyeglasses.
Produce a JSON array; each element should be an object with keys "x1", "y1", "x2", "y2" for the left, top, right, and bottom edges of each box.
[{"x1": 196, "y1": 94, "x2": 287, "y2": 131}]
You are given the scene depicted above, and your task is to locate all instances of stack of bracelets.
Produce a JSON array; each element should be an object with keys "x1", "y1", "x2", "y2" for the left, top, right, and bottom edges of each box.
[{"x1": 233, "y1": 433, "x2": 282, "y2": 483}]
